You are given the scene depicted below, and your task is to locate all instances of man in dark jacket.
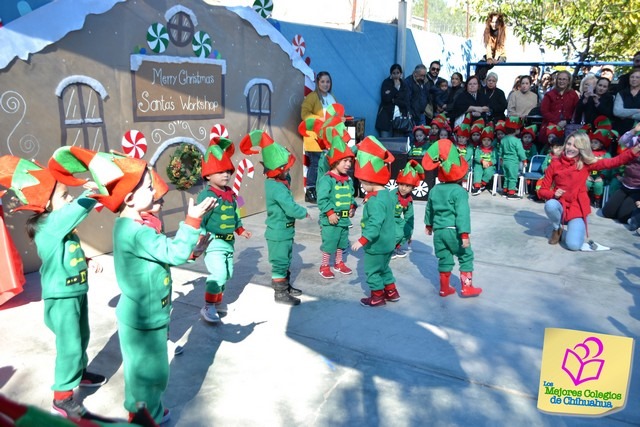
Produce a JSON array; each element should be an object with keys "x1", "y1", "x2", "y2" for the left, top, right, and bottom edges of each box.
[{"x1": 405, "y1": 64, "x2": 430, "y2": 126}]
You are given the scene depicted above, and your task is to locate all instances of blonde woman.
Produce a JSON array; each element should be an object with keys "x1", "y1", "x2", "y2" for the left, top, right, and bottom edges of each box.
[{"x1": 538, "y1": 132, "x2": 640, "y2": 250}]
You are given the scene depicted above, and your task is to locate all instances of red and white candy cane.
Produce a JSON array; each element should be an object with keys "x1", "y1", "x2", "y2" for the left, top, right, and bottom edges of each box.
[
  {"x1": 210, "y1": 124, "x2": 229, "y2": 142},
  {"x1": 233, "y1": 158, "x2": 255, "y2": 196}
]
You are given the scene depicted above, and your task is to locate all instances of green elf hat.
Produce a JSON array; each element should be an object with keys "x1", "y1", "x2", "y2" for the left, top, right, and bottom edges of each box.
[
  {"x1": 590, "y1": 129, "x2": 612, "y2": 149},
  {"x1": 495, "y1": 119, "x2": 506, "y2": 133},
  {"x1": 0, "y1": 155, "x2": 56, "y2": 213},
  {"x1": 431, "y1": 115, "x2": 449, "y2": 131},
  {"x1": 505, "y1": 116, "x2": 522, "y2": 130},
  {"x1": 396, "y1": 159, "x2": 425, "y2": 187},
  {"x1": 354, "y1": 136, "x2": 395, "y2": 185},
  {"x1": 593, "y1": 115, "x2": 612, "y2": 131},
  {"x1": 455, "y1": 124, "x2": 471, "y2": 138},
  {"x1": 326, "y1": 133, "x2": 355, "y2": 166},
  {"x1": 202, "y1": 134, "x2": 235, "y2": 177},
  {"x1": 546, "y1": 123, "x2": 565, "y2": 139},
  {"x1": 298, "y1": 103, "x2": 350, "y2": 150},
  {"x1": 421, "y1": 138, "x2": 469, "y2": 183},
  {"x1": 471, "y1": 118, "x2": 485, "y2": 135},
  {"x1": 240, "y1": 130, "x2": 295, "y2": 178},
  {"x1": 461, "y1": 113, "x2": 473, "y2": 127},
  {"x1": 481, "y1": 126, "x2": 494, "y2": 141},
  {"x1": 48, "y1": 146, "x2": 148, "y2": 213},
  {"x1": 521, "y1": 125, "x2": 538, "y2": 139}
]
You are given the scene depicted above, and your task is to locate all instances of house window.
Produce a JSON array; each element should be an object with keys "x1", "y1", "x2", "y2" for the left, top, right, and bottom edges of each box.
[
  {"x1": 55, "y1": 77, "x2": 108, "y2": 151},
  {"x1": 167, "y1": 11, "x2": 195, "y2": 47},
  {"x1": 244, "y1": 79, "x2": 273, "y2": 134}
]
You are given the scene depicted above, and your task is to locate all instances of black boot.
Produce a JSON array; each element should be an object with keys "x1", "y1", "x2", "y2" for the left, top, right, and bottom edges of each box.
[
  {"x1": 305, "y1": 187, "x2": 317, "y2": 203},
  {"x1": 286, "y1": 270, "x2": 302, "y2": 296},
  {"x1": 273, "y1": 279, "x2": 300, "y2": 305}
]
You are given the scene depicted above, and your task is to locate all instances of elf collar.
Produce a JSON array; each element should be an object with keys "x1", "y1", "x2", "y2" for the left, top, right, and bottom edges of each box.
[
  {"x1": 209, "y1": 185, "x2": 234, "y2": 202},
  {"x1": 328, "y1": 171, "x2": 349, "y2": 183}
]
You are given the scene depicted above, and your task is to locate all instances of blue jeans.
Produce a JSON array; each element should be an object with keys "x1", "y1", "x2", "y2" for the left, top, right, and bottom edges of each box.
[
  {"x1": 544, "y1": 199, "x2": 586, "y2": 251},
  {"x1": 306, "y1": 151, "x2": 322, "y2": 189}
]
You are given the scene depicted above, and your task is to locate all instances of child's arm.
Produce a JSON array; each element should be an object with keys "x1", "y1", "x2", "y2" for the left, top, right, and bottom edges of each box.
[
  {"x1": 403, "y1": 202, "x2": 414, "y2": 241},
  {"x1": 453, "y1": 190, "x2": 471, "y2": 248},
  {"x1": 424, "y1": 198, "x2": 433, "y2": 235},
  {"x1": 316, "y1": 175, "x2": 338, "y2": 224},
  {"x1": 44, "y1": 191, "x2": 97, "y2": 240},
  {"x1": 275, "y1": 186, "x2": 308, "y2": 220}
]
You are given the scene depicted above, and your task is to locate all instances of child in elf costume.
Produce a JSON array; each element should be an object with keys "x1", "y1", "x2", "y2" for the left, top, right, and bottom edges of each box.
[
  {"x1": 48, "y1": 146, "x2": 216, "y2": 425},
  {"x1": 422, "y1": 139, "x2": 482, "y2": 298},
  {"x1": 543, "y1": 124, "x2": 565, "y2": 155},
  {"x1": 350, "y1": 136, "x2": 399, "y2": 307},
  {"x1": 240, "y1": 130, "x2": 309, "y2": 306},
  {"x1": 521, "y1": 125, "x2": 539, "y2": 160},
  {"x1": 317, "y1": 133, "x2": 357, "y2": 279},
  {"x1": 391, "y1": 159, "x2": 424, "y2": 258},
  {"x1": 0, "y1": 153, "x2": 108, "y2": 422},
  {"x1": 470, "y1": 118, "x2": 485, "y2": 148},
  {"x1": 494, "y1": 119, "x2": 506, "y2": 149},
  {"x1": 499, "y1": 116, "x2": 526, "y2": 199},
  {"x1": 471, "y1": 126, "x2": 497, "y2": 195},
  {"x1": 409, "y1": 125, "x2": 430, "y2": 156},
  {"x1": 586, "y1": 129, "x2": 613, "y2": 208},
  {"x1": 197, "y1": 136, "x2": 251, "y2": 323}
]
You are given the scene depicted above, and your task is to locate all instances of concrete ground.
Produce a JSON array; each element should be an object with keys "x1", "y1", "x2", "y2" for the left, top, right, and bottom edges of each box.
[{"x1": 1, "y1": 191, "x2": 639, "y2": 427}]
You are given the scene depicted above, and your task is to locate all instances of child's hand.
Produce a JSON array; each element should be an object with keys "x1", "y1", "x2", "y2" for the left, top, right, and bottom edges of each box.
[
  {"x1": 191, "y1": 233, "x2": 213, "y2": 259},
  {"x1": 88, "y1": 258, "x2": 103, "y2": 274},
  {"x1": 634, "y1": 122, "x2": 640, "y2": 134},
  {"x1": 425, "y1": 225, "x2": 433, "y2": 235},
  {"x1": 188, "y1": 197, "x2": 217, "y2": 218},
  {"x1": 351, "y1": 241, "x2": 363, "y2": 251},
  {"x1": 240, "y1": 230, "x2": 252, "y2": 239},
  {"x1": 349, "y1": 208, "x2": 355, "y2": 218},
  {"x1": 554, "y1": 188, "x2": 565, "y2": 198},
  {"x1": 83, "y1": 181, "x2": 99, "y2": 192},
  {"x1": 461, "y1": 237, "x2": 470, "y2": 248},
  {"x1": 328, "y1": 213, "x2": 339, "y2": 225},
  {"x1": 305, "y1": 213, "x2": 312, "y2": 220},
  {"x1": 635, "y1": 200, "x2": 640, "y2": 209}
]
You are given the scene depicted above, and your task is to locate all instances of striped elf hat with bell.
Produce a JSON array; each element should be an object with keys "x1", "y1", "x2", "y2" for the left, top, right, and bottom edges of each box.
[
  {"x1": 326, "y1": 132, "x2": 355, "y2": 166},
  {"x1": 202, "y1": 134, "x2": 235, "y2": 177},
  {"x1": 421, "y1": 138, "x2": 469, "y2": 183},
  {"x1": 240, "y1": 130, "x2": 295, "y2": 178},
  {"x1": 48, "y1": 146, "x2": 148, "y2": 213},
  {"x1": 396, "y1": 159, "x2": 425, "y2": 187},
  {"x1": 0, "y1": 155, "x2": 56, "y2": 213},
  {"x1": 354, "y1": 136, "x2": 395, "y2": 185}
]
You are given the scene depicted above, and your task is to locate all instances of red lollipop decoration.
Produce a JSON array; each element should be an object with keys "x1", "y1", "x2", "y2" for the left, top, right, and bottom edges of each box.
[
  {"x1": 292, "y1": 34, "x2": 306, "y2": 56},
  {"x1": 122, "y1": 130, "x2": 147, "y2": 159}
]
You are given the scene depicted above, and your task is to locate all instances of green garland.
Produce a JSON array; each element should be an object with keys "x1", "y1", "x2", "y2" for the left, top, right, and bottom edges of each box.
[{"x1": 167, "y1": 143, "x2": 203, "y2": 190}]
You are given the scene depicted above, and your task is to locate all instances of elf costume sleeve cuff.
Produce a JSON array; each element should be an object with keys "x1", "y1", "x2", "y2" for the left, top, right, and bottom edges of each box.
[
  {"x1": 185, "y1": 216, "x2": 202, "y2": 229},
  {"x1": 326, "y1": 209, "x2": 336, "y2": 217},
  {"x1": 425, "y1": 225, "x2": 433, "y2": 233},
  {"x1": 358, "y1": 236, "x2": 369, "y2": 245},
  {"x1": 460, "y1": 232, "x2": 469, "y2": 239},
  {"x1": 235, "y1": 226, "x2": 246, "y2": 235}
]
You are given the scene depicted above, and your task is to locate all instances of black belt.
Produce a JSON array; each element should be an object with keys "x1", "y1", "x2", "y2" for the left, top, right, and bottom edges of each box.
[
  {"x1": 340, "y1": 210, "x2": 350, "y2": 218},
  {"x1": 214, "y1": 233, "x2": 234, "y2": 241},
  {"x1": 66, "y1": 269, "x2": 88, "y2": 286},
  {"x1": 286, "y1": 221, "x2": 295, "y2": 228},
  {"x1": 161, "y1": 294, "x2": 170, "y2": 308}
]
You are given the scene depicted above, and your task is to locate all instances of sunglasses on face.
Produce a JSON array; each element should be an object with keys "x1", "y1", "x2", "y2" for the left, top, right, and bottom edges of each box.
[{"x1": 431, "y1": 67, "x2": 440, "y2": 72}]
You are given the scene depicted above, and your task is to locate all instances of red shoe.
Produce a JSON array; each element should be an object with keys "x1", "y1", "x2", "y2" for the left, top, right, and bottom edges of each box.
[
  {"x1": 384, "y1": 283, "x2": 400, "y2": 301},
  {"x1": 460, "y1": 271, "x2": 482, "y2": 297},
  {"x1": 319, "y1": 265, "x2": 335, "y2": 279},
  {"x1": 360, "y1": 290, "x2": 386, "y2": 307},
  {"x1": 439, "y1": 272, "x2": 456, "y2": 297},
  {"x1": 333, "y1": 262, "x2": 353, "y2": 275}
]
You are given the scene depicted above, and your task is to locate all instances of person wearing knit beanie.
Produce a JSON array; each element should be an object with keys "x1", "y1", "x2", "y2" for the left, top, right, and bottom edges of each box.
[
  {"x1": 240, "y1": 130, "x2": 310, "y2": 305},
  {"x1": 197, "y1": 133, "x2": 252, "y2": 323},
  {"x1": 351, "y1": 136, "x2": 399, "y2": 307},
  {"x1": 499, "y1": 116, "x2": 527, "y2": 199},
  {"x1": 422, "y1": 139, "x2": 482, "y2": 297},
  {"x1": 391, "y1": 160, "x2": 425, "y2": 258},
  {"x1": 317, "y1": 134, "x2": 357, "y2": 279},
  {"x1": 472, "y1": 127, "x2": 498, "y2": 195},
  {"x1": 0, "y1": 153, "x2": 110, "y2": 421},
  {"x1": 521, "y1": 125, "x2": 539, "y2": 159}
]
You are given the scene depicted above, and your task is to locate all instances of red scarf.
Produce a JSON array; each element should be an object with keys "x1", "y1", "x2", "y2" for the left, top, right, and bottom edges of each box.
[
  {"x1": 209, "y1": 185, "x2": 234, "y2": 202},
  {"x1": 328, "y1": 171, "x2": 349, "y2": 183},
  {"x1": 363, "y1": 190, "x2": 378, "y2": 203},
  {"x1": 397, "y1": 191, "x2": 412, "y2": 208}
]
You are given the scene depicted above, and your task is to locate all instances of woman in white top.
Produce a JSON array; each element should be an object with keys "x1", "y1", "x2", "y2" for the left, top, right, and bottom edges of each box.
[{"x1": 507, "y1": 75, "x2": 538, "y2": 119}]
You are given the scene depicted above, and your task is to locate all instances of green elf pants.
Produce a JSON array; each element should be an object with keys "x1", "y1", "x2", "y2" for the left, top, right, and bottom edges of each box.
[
  {"x1": 320, "y1": 224, "x2": 349, "y2": 253},
  {"x1": 434, "y1": 228, "x2": 474, "y2": 272},
  {"x1": 267, "y1": 238, "x2": 293, "y2": 279},
  {"x1": 586, "y1": 177, "x2": 605, "y2": 197},
  {"x1": 203, "y1": 239, "x2": 235, "y2": 295},
  {"x1": 44, "y1": 295, "x2": 89, "y2": 392},
  {"x1": 502, "y1": 160, "x2": 520, "y2": 191},
  {"x1": 118, "y1": 322, "x2": 168, "y2": 423},
  {"x1": 363, "y1": 252, "x2": 395, "y2": 291},
  {"x1": 472, "y1": 164, "x2": 496, "y2": 185}
]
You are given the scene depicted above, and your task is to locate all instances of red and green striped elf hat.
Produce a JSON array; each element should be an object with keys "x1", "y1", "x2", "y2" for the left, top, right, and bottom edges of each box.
[
  {"x1": 546, "y1": 123, "x2": 565, "y2": 139},
  {"x1": 396, "y1": 159, "x2": 425, "y2": 187},
  {"x1": 590, "y1": 129, "x2": 613, "y2": 148},
  {"x1": 495, "y1": 119, "x2": 506, "y2": 133},
  {"x1": 354, "y1": 136, "x2": 395, "y2": 185},
  {"x1": 455, "y1": 123, "x2": 471, "y2": 138},
  {"x1": 505, "y1": 116, "x2": 522, "y2": 130},
  {"x1": 593, "y1": 115, "x2": 613, "y2": 131},
  {"x1": 421, "y1": 138, "x2": 469, "y2": 183},
  {"x1": 481, "y1": 126, "x2": 495, "y2": 141},
  {"x1": 240, "y1": 130, "x2": 295, "y2": 178},
  {"x1": 326, "y1": 132, "x2": 355, "y2": 166},
  {"x1": 48, "y1": 146, "x2": 148, "y2": 213},
  {"x1": 471, "y1": 118, "x2": 485, "y2": 135},
  {"x1": 0, "y1": 155, "x2": 56, "y2": 213},
  {"x1": 202, "y1": 133, "x2": 235, "y2": 177},
  {"x1": 521, "y1": 125, "x2": 538, "y2": 139},
  {"x1": 298, "y1": 103, "x2": 350, "y2": 150}
]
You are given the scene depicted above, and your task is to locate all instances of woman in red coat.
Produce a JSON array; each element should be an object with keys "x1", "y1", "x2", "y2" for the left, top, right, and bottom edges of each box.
[{"x1": 538, "y1": 131, "x2": 640, "y2": 250}]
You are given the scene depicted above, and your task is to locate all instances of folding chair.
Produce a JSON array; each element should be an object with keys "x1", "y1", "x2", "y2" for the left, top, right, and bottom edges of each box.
[
  {"x1": 519, "y1": 155, "x2": 546, "y2": 196},
  {"x1": 491, "y1": 158, "x2": 503, "y2": 196}
]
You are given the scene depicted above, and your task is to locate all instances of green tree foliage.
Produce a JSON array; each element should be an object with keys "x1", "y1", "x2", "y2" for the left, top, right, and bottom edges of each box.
[
  {"x1": 412, "y1": 0, "x2": 468, "y2": 37},
  {"x1": 465, "y1": 0, "x2": 640, "y2": 61}
]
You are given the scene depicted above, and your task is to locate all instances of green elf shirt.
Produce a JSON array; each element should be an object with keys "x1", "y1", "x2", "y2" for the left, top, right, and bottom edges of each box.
[
  {"x1": 197, "y1": 185, "x2": 245, "y2": 242},
  {"x1": 424, "y1": 183, "x2": 471, "y2": 234},
  {"x1": 264, "y1": 178, "x2": 308, "y2": 241},
  {"x1": 358, "y1": 189, "x2": 396, "y2": 255},
  {"x1": 499, "y1": 134, "x2": 526, "y2": 164},
  {"x1": 317, "y1": 171, "x2": 356, "y2": 227},
  {"x1": 390, "y1": 188, "x2": 414, "y2": 244},
  {"x1": 113, "y1": 217, "x2": 200, "y2": 329},
  {"x1": 456, "y1": 144, "x2": 474, "y2": 167},
  {"x1": 35, "y1": 192, "x2": 97, "y2": 299}
]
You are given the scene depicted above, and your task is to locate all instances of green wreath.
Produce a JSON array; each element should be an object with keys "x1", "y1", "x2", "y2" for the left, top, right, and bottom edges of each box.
[{"x1": 167, "y1": 143, "x2": 203, "y2": 190}]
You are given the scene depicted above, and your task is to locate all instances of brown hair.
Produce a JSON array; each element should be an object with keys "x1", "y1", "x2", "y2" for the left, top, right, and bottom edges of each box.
[{"x1": 483, "y1": 13, "x2": 506, "y2": 50}]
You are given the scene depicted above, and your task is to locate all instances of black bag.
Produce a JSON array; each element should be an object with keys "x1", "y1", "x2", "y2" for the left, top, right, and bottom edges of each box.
[{"x1": 392, "y1": 116, "x2": 413, "y2": 133}]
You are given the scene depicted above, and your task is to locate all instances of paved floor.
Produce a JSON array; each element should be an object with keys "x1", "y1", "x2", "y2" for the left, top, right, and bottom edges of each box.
[{"x1": 1, "y1": 191, "x2": 639, "y2": 426}]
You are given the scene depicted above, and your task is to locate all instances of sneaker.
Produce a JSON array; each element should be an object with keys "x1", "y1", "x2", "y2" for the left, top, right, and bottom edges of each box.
[
  {"x1": 52, "y1": 397, "x2": 87, "y2": 420},
  {"x1": 333, "y1": 262, "x2": 353, "y2": 275},
  {"x1": 174, "y1": 344, "x2": 184, "y2": 356},
  {"x1": 215, "y1": 301, "x2": 228, "y2": 317},
  {"x1": 79, "y1": 371, "x2": 107, "y2": 388},
  {"x1": 506, "y1": 193, "x2": 522, "y2": 200},
  {"x1": 360, "y1": 291, "x2": 386, "y2": 307},
  {"x1": 161, "y1": 408, "x2": 171, "y2": 424},
  {"x1": 319, "y1": 265, "x2": 335, "y2": 279},
  {"x1": 394, "y1": 248, "x2": 407, "y2": 258},
  {"x1": 471, "y1": 187, "x2": 482, "y2": 196},
  {"x1": 390, "y1": 251, "x2": 398, "y2": 260},
  {"x1": 200, "y1": 303, "x2": 221, "y2": 324}
]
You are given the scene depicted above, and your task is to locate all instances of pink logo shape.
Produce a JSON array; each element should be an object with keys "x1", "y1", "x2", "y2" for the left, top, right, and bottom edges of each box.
[{"x1": 561, "y1": 336, "x2": 605, "y2": 386}]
